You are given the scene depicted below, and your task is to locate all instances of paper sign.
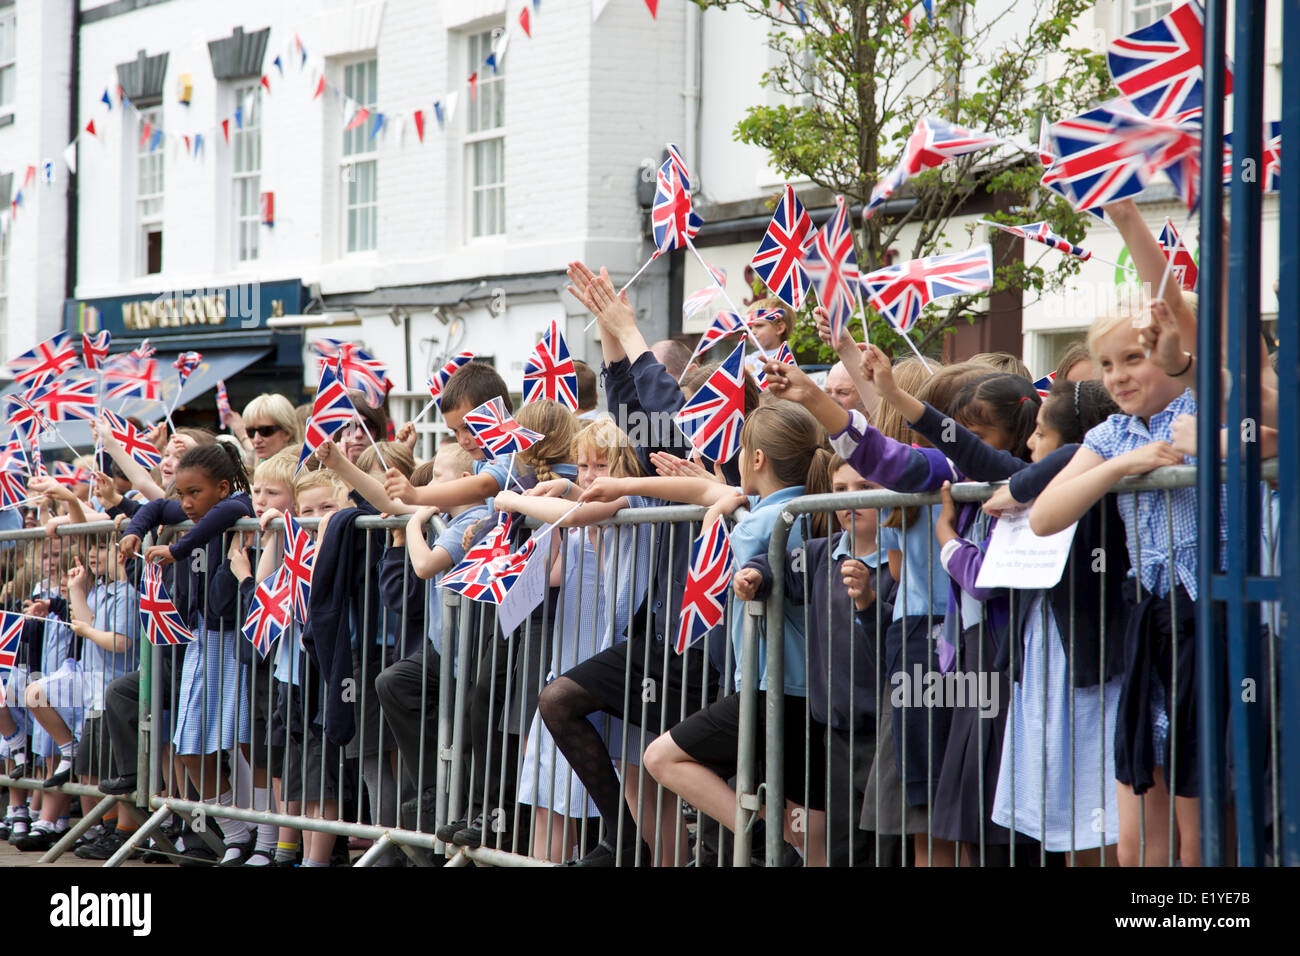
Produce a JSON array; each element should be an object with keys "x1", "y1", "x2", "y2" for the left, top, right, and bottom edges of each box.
[
  {"x1": 496, "y1": 533, "x2": 552, "y2": 635},
  {"x1": 974, "y1": 509, "x2": 1078, "y2": 590}
]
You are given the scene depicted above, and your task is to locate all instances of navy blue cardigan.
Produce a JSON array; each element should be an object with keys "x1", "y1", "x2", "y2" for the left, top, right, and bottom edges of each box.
[{"x1": 123, "y1": 493, "x2": 254, "y2": 629}]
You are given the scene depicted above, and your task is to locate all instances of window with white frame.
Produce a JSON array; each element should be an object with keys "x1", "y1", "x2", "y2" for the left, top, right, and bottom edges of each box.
[
  {"x1": 137, "y1": 107, "x2": 164, "y2": 275},
  {"x1": 341, "y1": 58, "x2": 378, "y2": 254},
  {"x1": 0, "y1": 8, "x2": 15, "y2": 121},
  {"x1": 465, "y1": 29, "x2": 505, "y2": 239},
  {"x1": 1128, "y1": 0, "x2": 1173, "y2": 29},
  {"x1": 232, "y1": 83, "x2": 262, "y2": 262}
]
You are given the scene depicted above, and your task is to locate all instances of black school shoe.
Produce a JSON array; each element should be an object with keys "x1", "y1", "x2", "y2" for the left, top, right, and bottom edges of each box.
[
  {"x1": 98, "y1": 774, "x2": 137, "y2": 795},
  {"x1": 568, "y1": 838, "x2": 654, "y2": 868},
  {"x1": 76, "y1": 829, "x2": 142, "y2": 861},
  {"x1": 435, "y1": 817, "x2": 468, "y2": 844},
  {"x1": 218, "y1": 840, "x2": 255, "y2": 866},
  {"x1": 42, "y1": 767, "x2": 72, "y2": 789},
  {"x1": 12, "y1": 827, "x2": 56, "y2": 852}
]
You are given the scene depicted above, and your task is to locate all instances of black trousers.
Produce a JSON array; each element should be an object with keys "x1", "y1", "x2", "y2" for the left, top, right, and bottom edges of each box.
[
  {"x1": 104, "y1": 650, "x2": 175, "y2": 778},
  {"x1": 374, "y1": 645, "x2": 446, "y2": 799}
]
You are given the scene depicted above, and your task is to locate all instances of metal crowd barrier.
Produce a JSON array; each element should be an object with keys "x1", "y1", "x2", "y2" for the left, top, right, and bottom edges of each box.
[{"x1": 0, "y1": 461, "x2": 1282, "y2": 867}]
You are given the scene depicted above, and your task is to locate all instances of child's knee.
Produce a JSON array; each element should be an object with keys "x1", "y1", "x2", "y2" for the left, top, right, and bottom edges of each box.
[
  {"x1": 642, "y1": 737, "x2": 674, "y2": 781},
  {"x1": 23, "y1": 681, "x2": 45, "y2": 710}
]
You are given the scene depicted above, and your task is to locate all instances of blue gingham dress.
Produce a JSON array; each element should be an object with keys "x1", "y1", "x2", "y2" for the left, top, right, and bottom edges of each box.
[
  {"x1": 31, "y1": 590, "x2": 78, "y2": 759},
  {"x1": 519, "y1": 499, "x2": 654, "y2": 817},
  {"x1": 172, "y1": 620, "x2": 250, "y2": 755},
  {"x1": 992, "y1": 594, "x2": 1122, "y2": 851}
]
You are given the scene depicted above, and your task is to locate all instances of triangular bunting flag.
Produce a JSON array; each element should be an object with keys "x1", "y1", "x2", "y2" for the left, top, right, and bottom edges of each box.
[
  {"x1": 413, "y1": 109, "x2": 425, "y2": 142},
  {"x1": 468, "y1": 72, "x2": 478, "y2": 101},
  {"x1": 194, "y1": 133, "x2": 204, "y2": 156},
  {"x1": 260, "y1": 74, "x2": 271, "y2": 93},
  {"x1": 345, "y1": 107, "x2": 370, "y2": 132},
  {"x1": 62, "y1": 142, "x2": 77, "y2": 176},
  {"x1": 84, "y1": 119, "x2": 97, "y2": 136},
  {"x1": 645, "y1": 0, "x2": 659, "y2": 16},
  {"x1": 272, "y1": 55, "x2": 283, "y2": 76},
  {"x1": 234, "y1": 105, "x2": 243, "y2": 130},
  {"x1": 313, "y1": 75, "x2": 326, "y2": 99},
  {"x1": 369, "y1": 112, "x2": 386, "y2": 140},
  {"x1": 100, "y1": 89, "x2": 112, "y2": 110},
  {"x1": 520, "y1": 6, "x2": 531, "y2": 36},
  {"x1": 139, "y1": 121, "x2": 152, "y2": 147},
  {"x1": 221, "y1": 118, "x2": 230, "y2": 144},
  {"x1": 445, "y1": 91, "x2": 459, "y2": 124},
  {"x1": 433, "y1": 101, "x2": 444, "y2": 128},
  {"x1": 149, "y1": 128, "x2": 162, "y2": 152}
]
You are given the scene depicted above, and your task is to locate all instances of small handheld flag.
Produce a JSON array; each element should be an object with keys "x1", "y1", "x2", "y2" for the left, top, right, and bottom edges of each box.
[
  {"x1": 675, "y1": 518, "x2": 734, "y2": 653},
  {"x1": 139, "y1": 564, "x2": 196, "y2": 646},
  {"x1": 522, "y1": 321, "x2": 579, "y2": 410},
  {"x1": 674, "y1": 342, "x2": 747, "y2": 464},
  {"x1": 463, "y1": 398, "x2": 543, "y2": 460}
]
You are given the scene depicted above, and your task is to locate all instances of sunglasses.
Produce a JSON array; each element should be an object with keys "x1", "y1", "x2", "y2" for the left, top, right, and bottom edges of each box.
[{"x1": 245, "y1": 425, "x2": 283, "y2": 439}]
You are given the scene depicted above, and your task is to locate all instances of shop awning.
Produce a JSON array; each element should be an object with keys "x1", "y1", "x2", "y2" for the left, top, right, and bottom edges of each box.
[{"x1": 23, "y1": 347, "x2": 269, "y2": 451}]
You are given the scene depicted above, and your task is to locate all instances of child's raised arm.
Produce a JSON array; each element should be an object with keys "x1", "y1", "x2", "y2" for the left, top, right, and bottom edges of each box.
[
  {"x1": 404, "y1": 507, "x2": 454, "y2": 579},
  {"x1": 385, "y1": 468, "x2": 498, "y2": 510},
  {"x1": 316, "y1": 440, "x2": 417, "y2": 515},
  {"x1": 92, "y1": 418, "x2": 165, "y2": 501},
  {"x1": 579, "y1": 475, "x2": 737, "y2": 510},
  {"x1": 67, "y1": 561, "x2": 131, "y2": 654},
  {"x1": 494, "y1": 488, "x2": 627, "y2": 527}
]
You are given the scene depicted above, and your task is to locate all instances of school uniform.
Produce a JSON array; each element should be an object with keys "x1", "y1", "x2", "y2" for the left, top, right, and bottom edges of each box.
[
  {"x1": 375, "y1": 505, "x2": 487, "y2": 801},
  {"x1": 991, "y1": 444, "x2": 1128, "y2": 850},
  {"x1": 125, "y1": 493, "x2": 255, "y2": 755},
  {"x1": 73, "y1": 578, "x2": 141, "y2": 778},
  {"x1": 745, "y1": 532, "x2": 894, "y2": 862},
  {"x1": 670, "y1": 486, "x2": 828, "y2": 810},
  {"x1": 29, "y1": 590, "x2": 79, "y2": 759},
  {"x1": 1082, "y1": 389, "x2": 1227, "y2": 798},
  {"x1": 519, "y1": 496, "x2": 654, "y2": 817},
  {"x1": 218, "y1": 548, "x2": 281, "y2": 775}
]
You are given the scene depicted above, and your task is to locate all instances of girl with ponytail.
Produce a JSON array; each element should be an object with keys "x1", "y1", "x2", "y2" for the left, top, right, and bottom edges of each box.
[
  {"x1": 581, "y1": 399, "x2": 835, "y2": 865},
  {"x1": 119, "y1": 438, "x2": 257, "y2": 864}
]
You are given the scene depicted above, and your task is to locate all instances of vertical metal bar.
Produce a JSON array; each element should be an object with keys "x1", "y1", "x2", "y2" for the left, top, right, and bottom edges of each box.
[
  {"x1": 1197, "y1": 0, "x2": 1230, "y2": 867},
  {"x1": 1277, "y1": 0, "x2": 1300, "y2": 868},
  {"x1": 732, "y1": 600, "x2": 762, "y2": 868},
  {"x1": 433, "y1": 589, "x2": 458, "y2": 851},
  {"x1": 763, "y1": 512, "x2": 792, "y2": 867},
  {"x1": 446, "y1": 594, "x2": 474, "y2": 832},
  {"x1": 1224, "y1": 0, "x2": 1267, "y2": 866}
]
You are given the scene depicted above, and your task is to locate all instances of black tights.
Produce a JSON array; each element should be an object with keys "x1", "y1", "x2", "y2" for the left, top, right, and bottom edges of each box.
[{"x1": 537, "y1": 677, "x2": 643, "y2": 858}]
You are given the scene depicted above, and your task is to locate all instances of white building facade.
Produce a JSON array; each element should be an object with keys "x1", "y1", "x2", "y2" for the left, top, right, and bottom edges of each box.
[{"x1": 0, "y1": 0, "x2": 74, "y2": 361}]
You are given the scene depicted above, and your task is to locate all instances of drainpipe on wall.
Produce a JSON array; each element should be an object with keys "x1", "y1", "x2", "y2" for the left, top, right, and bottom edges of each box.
[{"x1": 64, "y1": 0, "x2": 80, "y2": 307}]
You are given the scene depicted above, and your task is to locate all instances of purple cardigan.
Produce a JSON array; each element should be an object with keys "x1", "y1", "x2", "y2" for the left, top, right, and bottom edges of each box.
[{"x1": 831, "y1": 406, "x2": 1026, "y2": 668}]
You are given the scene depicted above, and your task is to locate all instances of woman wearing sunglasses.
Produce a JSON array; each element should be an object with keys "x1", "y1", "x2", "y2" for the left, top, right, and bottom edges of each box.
[{"x1": 225, "y1": 394, "x2": 301, "y2": 463}]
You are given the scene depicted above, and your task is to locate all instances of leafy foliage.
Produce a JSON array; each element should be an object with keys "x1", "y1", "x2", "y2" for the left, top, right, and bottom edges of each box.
[{"x1": 696, "y1": 0, "x2": 1114, "y2": 362}]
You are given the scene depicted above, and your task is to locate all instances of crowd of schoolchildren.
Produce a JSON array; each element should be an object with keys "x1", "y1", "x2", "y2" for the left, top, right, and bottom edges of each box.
[{"x1": 0, "y1": 197, "x2": 1280, "y2": 867}]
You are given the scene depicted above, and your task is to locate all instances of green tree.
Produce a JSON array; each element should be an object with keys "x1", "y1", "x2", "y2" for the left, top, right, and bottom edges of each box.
[{"x1": 696, "y1": 0, "x2": 1113, "y2": 361}]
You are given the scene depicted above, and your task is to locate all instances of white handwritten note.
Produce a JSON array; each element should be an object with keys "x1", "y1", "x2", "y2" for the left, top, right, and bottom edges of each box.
[{"x1": 974, "y1": 509, "x2": 1078, "y2": 590}]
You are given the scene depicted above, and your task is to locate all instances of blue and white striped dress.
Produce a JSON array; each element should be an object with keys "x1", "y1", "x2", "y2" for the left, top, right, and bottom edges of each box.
[
  {"x1": 172, "y1": 621, "x2": 250, "y2": 755},
  {"x1": 31, "y1": 592, "x2": 78, "y2": 758},
  {"x1": 992, "y1": 594, "x2": 1121, "y2": 851},
  {"x1": 519, "y1": 499, "x2": 654, "y2": 817}
]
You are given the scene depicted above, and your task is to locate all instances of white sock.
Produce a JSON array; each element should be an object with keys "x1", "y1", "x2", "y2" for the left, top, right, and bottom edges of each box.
[
  {"x1": 302, "y1": 858, "x2": 328, "y2": 867},
  {"x1": 232, "y1": 751, "x2": 254, "y2": 806},
  {"x1": 251, "y1": 788, "x2": 276, "y2": 852},
  {"x1": 54, "y1": 741, "x2": 74, "y2": 774},
  {"x1": 216, "y1": 790, "x2": 251, "y2": 845}
]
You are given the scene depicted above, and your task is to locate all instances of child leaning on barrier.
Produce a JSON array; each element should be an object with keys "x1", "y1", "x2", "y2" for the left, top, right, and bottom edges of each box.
[
  {"x1": 119, "y1": 442, "x2": 256, "y2": 865},
  {"x1": 762, "y1": 325, "x2": 974, "y2": 868},
  {"x1": 584, "y1": 400, "x2": 834, "y2": 866},
  {"x1": 976, "y1": 377, "x2": 1128, "y2": 862},
  {"x1": 216, "y1": 448, "x2": 299, "y2": 866},
  {"x1": 1030, "y1": 299, "x2": 1225, "y2": 867},
  {"x1": 493, "y1": 416, "x2": 657, "y2": 864},
  {"x1": 735, "y1": 455, "x2": 896, "y2": 866},
  {"x1": 376, "y1": 443, "x2": 487, "y2": 830}
]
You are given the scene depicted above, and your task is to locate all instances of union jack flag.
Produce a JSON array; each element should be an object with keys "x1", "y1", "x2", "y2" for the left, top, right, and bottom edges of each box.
[
  {"x1": 5, "y1": 394, "x2": 49, "y2": 441},
  {"x1": 103, "y1": 357, "x2": 164, "y2": 402},
  {"x1": 310, "y1": 339, "x2": 392, "y2": 406},
  {"x1": 651, "y1": 158, "x2": 702, "y2": 254},
  {"x1": 463, "y1": 397, "x2": 542, "y2": 460},
  {"x1": 139, "y1": 564, "x2": 196, "y2": 646},
  {"x1": 1145, "y1": 109, "x2": 1203, "y2": 210},
  {"x1": 81, "y1": 331, "x2": 111, "y2": 371},
  {"x1": 522, "y1": 320, "x2": 579, "y2": 410},
  {"x1": 1158, "y1": 218, "x2": 1198, "y2": 291},
  {"x1": 0, "y1": 473, "x2": 23, "y2": 510},
  {"x1": 1033, "y1": 372, "x2": 1056, "y2": 398},
  {"x1": 22, "y1": 377, "x2": 97, "y2": 423},
  {"x1": 281, "y1": 513, "x2": 316, "y2": 622},
  {"x1": 442, "y1": 513, "x2": 517, "y2": 595},
  {"x1": 1223, "y1": 121, "x2": 1282, "y2": 192},
  {"x1": 1042, "y1": 103, "x2": 1185, "y2": 212},
  {"x1": 752, "y1": 342, "x2": 796, "y2": 393},
  {"x1": 5, "y1": 332, "x2": 80, "y2": 389},
  {"x1": 866, "y1": 118, "x2": 1004, "y2": 218},
  {"x1": 666, "y1": 142, "x2": 693, "y2": 190},
  {"x1": 689, "y1": 311, "x2": 747, "y2": 364},
  {"x1": 173, "y1": 351, "x2": 202, "y2": 385},
  {"x1": 131, "y1": 340, "x2": 155, "y2": 360},
  {"x1": 750, "y1": 185, "x2": 813, "y2": 308},
  {"x1": 1107, "y1": 0, "x2": 1230, "y2": 120},
  {"x1": 427, "y1": 351, "x2": 475, "y2": 410},
  {"x1": 216, "y1": 380, "x2": 233, "y2": 424},
  {"x1": 803, "y1": 196, "x2": 860, "y2": 344},
  {"x1": 297, "y1": 363, "x2": 361, "y2": 470},
  {"x1": 675, "y1": 341, "x2": 747, "y2": 464},
  {"x1": 101, "y1": 410, "x2": 162, "y2": 471},
  {"x1": 242, "y1": 569, "x2": 293, "y2": 659},
  {"x1": 51, "y1": 462, "x2": 92, "y2": 487},
  {"x1": 675, "y1": 518, "x2": 734, "y2": 653},
  {"x1": 0, "y1": 612, "x2": 23, "y2": 676},
  {"x1": 682, "y1": 261, "x2": 726, "y2": 320},
  {"x1": 983, "y1": 220, "x2": 1091, "y2": 261},
  {"x1": 861, "y1": 244, "x2": 994, "y2": 334},
  {"x1": 451, "y1": 536, "x2": 535, "y2": 605}
]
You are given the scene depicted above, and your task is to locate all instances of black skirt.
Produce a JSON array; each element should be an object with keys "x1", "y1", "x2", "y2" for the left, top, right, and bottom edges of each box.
[{"x1": 886, "y1": 615, "x2": 953, "y2": 808}]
